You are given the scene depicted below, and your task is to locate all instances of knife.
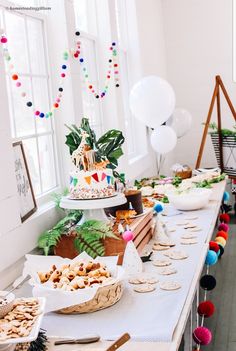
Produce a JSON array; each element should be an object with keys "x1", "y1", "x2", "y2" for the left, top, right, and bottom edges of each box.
[
  {"x1": 54, "y1": 335, "x2": 100, "y2": 345},
  {"x1": 105, "y1": 333, "x2": 130, "y2": 351}
]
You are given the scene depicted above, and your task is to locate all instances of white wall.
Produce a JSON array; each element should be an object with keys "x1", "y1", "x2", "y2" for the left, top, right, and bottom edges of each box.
[
  {"x1": 133, "y1": 0, "x2": 172, "y2": 176},
  {"x1": 162, "y1": 0, "x2": 236, "y2": 169}
]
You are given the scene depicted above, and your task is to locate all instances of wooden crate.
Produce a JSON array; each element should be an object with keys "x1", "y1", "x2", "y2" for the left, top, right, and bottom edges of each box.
[{"x1": 54, "y1": 209, "x2": 154, "y2": 263}]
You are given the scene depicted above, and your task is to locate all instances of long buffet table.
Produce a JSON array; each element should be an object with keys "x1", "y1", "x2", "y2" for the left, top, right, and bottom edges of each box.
[{"x1": 16, "y1": 181, "x2": 226, "y2": 351}]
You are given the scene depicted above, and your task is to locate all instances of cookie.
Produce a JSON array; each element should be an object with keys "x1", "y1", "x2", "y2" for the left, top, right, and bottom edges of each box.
[
  {"x1": 164, "y1": 250, "x2": 188, "y2": 260},
  {"x1": 160, "y1": 281, "x2": 181, "y2": 291},
  {"x1": 189, "y1": 227, "x2": 202, "y2": 232},
  {"x1": 157, "y1": 240, "x2": 176, "y2": 247},
  {"x1": 129, "y1": 277, "x2": 147, "y2": 285},
  {"x1": 133, "y1": 284, "x2": 156, "y2": 293},
  {"x1": 168, "y1": 228, "x2": 176, "y2": 233},
  {"x1": 181, "y1": 239, "x2": 198, "y2": 245},
  {"x1": 152, "y1": 244, "x2": 170, "y2": 251},
  {"x1": 159, "y1": 267, "x2": 177, "y2": 275},
  {"x1": 176, "y1": 221, "x2": 189, "y2": 226},
  {"x1": 181, "y1": 233, "x2": 197, "y2": 239},
  {"x1": 184, "y1": 224, "x2": 197, "y2": 229},
  {"x1": 146, "y1": 278, "x2": 159, "y2": 284},
  {"x1": 184, "y1": 216, "x2": 198, "y2": 220},
  {"x1": 153, "y1": 259, "x2": 172, "y2": 267}
]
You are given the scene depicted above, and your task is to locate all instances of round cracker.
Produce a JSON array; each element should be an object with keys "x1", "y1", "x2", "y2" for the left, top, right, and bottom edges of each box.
[
  {"x1": 158, "y1": 240, "x2": 176, "y2": 247},
  {"x1": 189, "y1": 227, "x2": 202, "y2": 232},
  {"x1": 184, "y1": 216, "x2": 198, "y2": 220},
  {"x1": 152, "y1": 244, "x2": 170, "y2": 251},
  {"x1": 181, "y1": 233, "x2": 197, "y2": 239},
  {"x1": 129, "y1": 277, "x2": 147, "y2": 285},
  {"x1": 164, "y1": 250, "x2": 188, "y2": 260},
  {"x1": 133, "y1": 284, "x2": 156, "y2": 293},
  {"x1": 159, "y1": 267, "x2": 177, "y2": 275},
  {"x1": 160, "y1": 281, "x2": 181, "y2": 291},
  {"x1": 153, "y1": 259, "x2": 172, "y2": 267},
  {"x1": 180, "y1": 238, "x2": 198, "y2": 245},
  {"x1": 146, "y1": 278, "x2": 159, "y2": 284}
]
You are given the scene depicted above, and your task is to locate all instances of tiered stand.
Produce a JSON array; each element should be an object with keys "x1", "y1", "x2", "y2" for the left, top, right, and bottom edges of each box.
[{"x1": 60, "y1": 193, "x2": 127, "y2": 224}]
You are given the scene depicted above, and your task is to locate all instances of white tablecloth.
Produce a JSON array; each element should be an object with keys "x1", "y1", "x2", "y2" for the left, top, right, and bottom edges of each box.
[{"x1": 41, "y1": 193, "x2": 222, "y2": 342}]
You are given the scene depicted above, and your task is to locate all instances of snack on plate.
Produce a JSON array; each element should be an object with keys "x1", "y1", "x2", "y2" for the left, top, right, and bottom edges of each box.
[
  {"x1": 0, "y1": 298, "x2": 41, "y2": 341},
  {"x1": 142, "y1": 197, "x2": 155, "y2": 208},
  {"x1": 37, "y1": 260, "x2": 112, "y2": 291}
]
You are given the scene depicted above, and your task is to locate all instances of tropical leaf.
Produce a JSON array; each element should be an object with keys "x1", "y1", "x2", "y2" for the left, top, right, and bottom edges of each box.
[{"x1": 74, "y1": 235, "x2": 105, "y2": 259}]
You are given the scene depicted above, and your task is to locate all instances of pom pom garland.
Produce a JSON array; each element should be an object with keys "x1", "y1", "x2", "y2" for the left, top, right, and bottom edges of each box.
[
  {"x1": 200, "y1": 275, "x2": 216, "y2": 291},
  {"x1": 218, "y1": 222, "x2": 229, "y2": 232},
  {"x1": 205, "y1": 250, "x2": 218, "y2": 266},
  {"x1": 193, "y1": 327, "x2": 212, "y2": 345},
  {"x1": 216, "y1": 230, "x2": 228, "y2": 240},
  {"x1": 1, "y1": 31, "x2": 120, "y2": 118},
  {"x1": 215, "y1": 236, "x2": 226, "y2": 247},
  {"x1": 197, "y1": 301, "x2": 215, "y2": 318},
  {"x1": 209, "y1": 241, "x2": 220, "y2": 253},
  {"x1": 219, "y1": 213, "x2": 230, "y2": 223}
]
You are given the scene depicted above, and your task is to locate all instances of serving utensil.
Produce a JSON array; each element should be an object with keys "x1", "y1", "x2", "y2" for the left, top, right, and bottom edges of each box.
[
  {"x1": 54, "y1": 335, "x2": 100, "y2": 345},
  {"x1": 105, "y1": 333, "x2": 130, "y2": 351}
]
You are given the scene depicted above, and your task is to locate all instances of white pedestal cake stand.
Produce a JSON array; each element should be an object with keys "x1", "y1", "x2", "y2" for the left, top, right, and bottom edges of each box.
[{"x1": 60, "y1": 193, "x2": 127, "y2": 224}]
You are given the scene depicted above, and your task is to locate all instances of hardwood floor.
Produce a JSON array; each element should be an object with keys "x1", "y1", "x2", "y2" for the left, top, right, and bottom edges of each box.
[{"x1": 202, "y1": 215, "x2": 236, "y2": 350}]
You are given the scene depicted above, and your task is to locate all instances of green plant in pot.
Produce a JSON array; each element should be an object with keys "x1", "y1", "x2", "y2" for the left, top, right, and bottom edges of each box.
[{"x1": 204, "y1": 122, "x2": 236, "y2": 177}]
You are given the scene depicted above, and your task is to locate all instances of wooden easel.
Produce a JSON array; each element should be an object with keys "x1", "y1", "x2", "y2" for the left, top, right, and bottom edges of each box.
[{"x1": 196, "y1": 75, "x2": 236, "y2": 172}]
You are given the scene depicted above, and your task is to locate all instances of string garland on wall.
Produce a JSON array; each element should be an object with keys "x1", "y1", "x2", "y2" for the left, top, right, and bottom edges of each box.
[
  {"x1": 0, "y1": 30, "x2": 120, "y2": 119},
  {"x1": 192, "y1": 195, "x2": 231, "y2": 350}
]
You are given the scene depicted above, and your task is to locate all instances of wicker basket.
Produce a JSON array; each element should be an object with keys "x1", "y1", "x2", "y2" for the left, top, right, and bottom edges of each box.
[
  {"x1": 174, "y1": 169, "x2": 192, "y2": 179},
  {"x1": 57, "y1": 281, "x2": 123, "y2": 314}
]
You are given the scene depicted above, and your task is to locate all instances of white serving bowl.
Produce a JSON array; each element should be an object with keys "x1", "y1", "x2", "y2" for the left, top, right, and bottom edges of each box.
[
  {"x1": 0, "y1": 291, "x2": 15, "y2": 318},
  {"x1": 167, "y1": 188, "x2": 212, "y2": 211}
]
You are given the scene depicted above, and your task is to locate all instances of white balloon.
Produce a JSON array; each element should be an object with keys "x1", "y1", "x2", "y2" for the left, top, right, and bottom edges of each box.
[
  {"x1": 129, "y1": 76, "x2": 176, "y2": 128},
  {"x1": 166, "y1": 108, "x2": 192, "y2": 138},
  {"x1": 150, "y1": 126, "x2": 177, "y2": 154}
]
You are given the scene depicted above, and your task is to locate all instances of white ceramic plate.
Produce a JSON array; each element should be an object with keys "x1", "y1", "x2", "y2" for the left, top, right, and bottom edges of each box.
[{"x1": 0, "y1": 297, "x2": 46, "y2": 346}]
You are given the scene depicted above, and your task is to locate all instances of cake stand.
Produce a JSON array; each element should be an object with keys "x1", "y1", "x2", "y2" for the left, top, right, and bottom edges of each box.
[{"x1": 60, "y1": 193, "x2": 127, "y2": 224}]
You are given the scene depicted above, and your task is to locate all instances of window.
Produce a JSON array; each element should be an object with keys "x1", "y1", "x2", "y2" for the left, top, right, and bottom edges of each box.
[
  {"x1": 0, "y1": 4, "x2": 58, "y2": 198},
  {"x1": 73, "y1": 0, "x2": 103, "y2": 137},
  {"x1": 115, "y1": 0, "x2": 139, "y2": 157}
]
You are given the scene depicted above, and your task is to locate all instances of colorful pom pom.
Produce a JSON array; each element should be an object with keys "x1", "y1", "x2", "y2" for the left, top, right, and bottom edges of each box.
[
  {"x1": 153, "y1": 203, "x2": 164, "y2": 213},
  {"x1": 215, "y1": 236, "x2": 226, "y2": 247},
  {"x1": 200, "y1": 275, "x2": 216, "y2": 291},
  {"x1": 209, "y1": 241, "x2": 220, "y2": 253},
  {"x1": 216, "y1": 230, "x2": 228, "y2": 241},
  {"x1": 12, "y1": 74, "x2": 18, "y2": 80},
  {"x1": 122, "y1": 230, "x2": 134, "y2": 242},
  {"x1": 218, "y1": 243, "x2": 224, "y2": 258},
  {"x1": 0, "y1": 36, "x2": 7, "y2": 43},
  {"x1": 197, "y1": 300, "x2": 215, "y2": 318},
  {"x1": 193, "y1": 327, "x2": 212, "y2": 345},
  {"x1": 205, "y1": 250, "x2": 218, "y2": 266},
  {"x1": 26, "y1": 101, "x2": 32, "y2": 107},
  {"x1": 223, "y1": 191, "x2": 230, "y2": 202},
  {"x1": 35, "y1": 111, "x2": 40, "y2": 116},
  {"x1": 218, "y1": 222, "x2": 229, "y2": 232},
  {"x1": 219, "y1": 213, "x2": 230, "y2": 223}
]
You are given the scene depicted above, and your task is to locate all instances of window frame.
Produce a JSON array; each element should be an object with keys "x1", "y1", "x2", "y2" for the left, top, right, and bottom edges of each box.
[{"x1": 0, "y1": 0, "x2": 61, "y2": 206}]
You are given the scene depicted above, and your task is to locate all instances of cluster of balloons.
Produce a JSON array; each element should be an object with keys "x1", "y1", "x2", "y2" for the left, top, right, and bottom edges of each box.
[{"x1": 129, "y1": 76, "x2": 192, "y2": 154}]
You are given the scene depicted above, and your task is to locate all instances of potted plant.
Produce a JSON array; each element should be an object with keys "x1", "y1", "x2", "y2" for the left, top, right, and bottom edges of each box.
[{"x1": 207, "y1": 122, "x2": 236, "y2": 177}]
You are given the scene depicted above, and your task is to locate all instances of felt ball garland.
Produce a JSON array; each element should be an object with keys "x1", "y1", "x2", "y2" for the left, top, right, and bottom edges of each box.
[
  {"x1": 193, "y1": 207, "x2": 231, "y2": 350},
  {"x1": 0, "y1": 30, "x2": 120, "y2": 118}
]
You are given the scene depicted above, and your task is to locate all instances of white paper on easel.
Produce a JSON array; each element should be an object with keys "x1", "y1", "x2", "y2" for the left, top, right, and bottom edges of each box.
[{"x1": 122, "y1": 241, "x2": 143, "y2": 275}]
